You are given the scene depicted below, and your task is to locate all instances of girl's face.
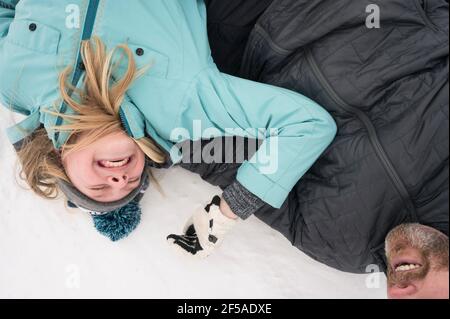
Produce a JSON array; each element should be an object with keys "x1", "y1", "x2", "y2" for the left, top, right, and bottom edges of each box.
[{"x1": 62, "y1": 131, "x2": 146, "y2": 202}]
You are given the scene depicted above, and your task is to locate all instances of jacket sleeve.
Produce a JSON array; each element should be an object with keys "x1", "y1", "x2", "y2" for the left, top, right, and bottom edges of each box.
[
  {"x1": 0, "y1": 0, "x2": 17, "y2": 40},
  {"x1": 222, "y1": 179, "x2": 266, "y2": 220},
  {"x1": 212, "y1": 71, "x2": 337, "y2": 210}
]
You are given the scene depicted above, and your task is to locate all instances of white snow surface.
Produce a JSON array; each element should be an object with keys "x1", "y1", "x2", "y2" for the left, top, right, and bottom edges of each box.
[{"x1": 0, "y1": 107, "x2": 387, "y2": 299}]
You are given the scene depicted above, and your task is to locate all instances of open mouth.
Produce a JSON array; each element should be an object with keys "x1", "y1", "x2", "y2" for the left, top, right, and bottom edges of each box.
[
  {"x1": 98, "y1": 156, "x2": 132, "y2": 168},
  {"x1": 393, "y1": 263, "x2": 422, "y2": 272},
  {"x1": 391, "y1": 257, "x2": 423, "y2": 273}
]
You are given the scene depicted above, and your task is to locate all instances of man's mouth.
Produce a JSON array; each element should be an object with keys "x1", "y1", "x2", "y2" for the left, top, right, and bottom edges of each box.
[
  {"x1": 393, "y1": 263, "x2": 422, "y2": 272},
  {"x1": 391, "y1": 256, "x2": 423, "y2": 273},
  {"x1": 98, "y1": 156, "x2": 132, "y2": 168}
]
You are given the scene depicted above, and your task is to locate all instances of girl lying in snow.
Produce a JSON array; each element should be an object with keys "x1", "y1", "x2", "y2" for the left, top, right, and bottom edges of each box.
[{"x1": 0, "y1": 0, "x2": 336, "y2": 254}]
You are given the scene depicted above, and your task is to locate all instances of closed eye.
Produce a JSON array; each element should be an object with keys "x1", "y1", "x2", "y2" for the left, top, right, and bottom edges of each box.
[
  {"x1": 90, "y1": 186, "x2": 108, "y2": 191},
  {"x1": 88, "y1": 177, "x2": 141, "y2": 191}
]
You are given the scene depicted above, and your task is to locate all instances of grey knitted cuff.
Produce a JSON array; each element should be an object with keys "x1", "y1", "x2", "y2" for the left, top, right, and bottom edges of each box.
[{"x1": 222, "y1": 180, "x2": 266, "y2": 220}]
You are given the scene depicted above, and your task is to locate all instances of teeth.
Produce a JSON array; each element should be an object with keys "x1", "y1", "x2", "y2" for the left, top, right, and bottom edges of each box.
[
  {"x1": 395, "y1": 264, "x2": 421, "y2": 272},
  {"x1": 100, "y1": 157, "x2": 130, "y2": 168}
]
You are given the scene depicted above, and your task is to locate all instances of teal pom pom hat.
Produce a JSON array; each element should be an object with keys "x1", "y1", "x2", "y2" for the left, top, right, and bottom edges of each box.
[
  {"x1": 60, "y1": 165, "x2": 150, "y2": 241},
  {"x1": 92, "y1": 201, "x2": 142, "y2": 241}
]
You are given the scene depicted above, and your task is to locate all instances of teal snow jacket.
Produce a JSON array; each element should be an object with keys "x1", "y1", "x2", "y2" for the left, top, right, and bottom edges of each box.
[{"x1": 0, "y1": 0, "x2": 337, "y2": 209}]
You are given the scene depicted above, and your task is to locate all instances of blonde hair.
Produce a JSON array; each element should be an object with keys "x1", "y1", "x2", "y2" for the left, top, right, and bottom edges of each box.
[{"x1": 17, "y1": 37, "x2": 167, "y2": 199}]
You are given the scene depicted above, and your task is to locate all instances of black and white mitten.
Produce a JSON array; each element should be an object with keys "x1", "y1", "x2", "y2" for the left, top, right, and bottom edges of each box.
[{"x1": 167, "y1": 195, "x2": 238, "y2": 258}]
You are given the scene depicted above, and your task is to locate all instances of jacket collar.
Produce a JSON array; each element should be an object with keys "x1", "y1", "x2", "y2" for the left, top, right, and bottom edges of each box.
[{"x1": 119, "y1": 96, "x2": 182, "y2": 167}]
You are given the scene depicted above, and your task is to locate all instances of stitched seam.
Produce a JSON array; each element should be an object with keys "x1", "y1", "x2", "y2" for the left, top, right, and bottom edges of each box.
[
  {"x1": 172, "y1": 65, "x2": 215, "y2": 132},
  {"x1": 299, "y1": 171, "x2": 400, "y2": 207},
  {"x1": 303, "y1": 193, "x2": 402, "y2": 226},
  {"x1": 253, "y1": 24, "x2": 291, "y2": 56},
  {"x1": 0, "y1": 1, "x2": 14, "y2": 9}
]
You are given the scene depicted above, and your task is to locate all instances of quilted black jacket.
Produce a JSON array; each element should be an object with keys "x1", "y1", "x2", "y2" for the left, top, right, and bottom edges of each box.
[{"x1": 181, "y1": 0, "x2": 448, "y2": 274}]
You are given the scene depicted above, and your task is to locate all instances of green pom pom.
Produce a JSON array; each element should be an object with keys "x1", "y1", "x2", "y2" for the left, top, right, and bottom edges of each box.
[{"x1": 92, "y1": 201, "x2": 141, "y2": 241}]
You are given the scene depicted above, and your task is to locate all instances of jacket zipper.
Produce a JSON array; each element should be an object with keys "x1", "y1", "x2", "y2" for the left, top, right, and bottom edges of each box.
[
  {"x1": 119, "y1": 107, "x2": 133, "y2": 137},
  {"x1": 305, "y1": 49, "x2": 418, "y2": 221},
  {"x1": 55, "y1": 0, "x2": 100, "y2": 144}
]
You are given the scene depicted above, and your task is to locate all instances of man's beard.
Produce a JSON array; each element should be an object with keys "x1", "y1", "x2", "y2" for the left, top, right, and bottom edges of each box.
[{"x1": 385, "y1": 223, "x2": 449, "y2": 288}]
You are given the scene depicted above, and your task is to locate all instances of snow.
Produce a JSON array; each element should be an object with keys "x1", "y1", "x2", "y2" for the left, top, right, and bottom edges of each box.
[{"x1": 0, "y1": 107, "x2": 387, "y2": 299}]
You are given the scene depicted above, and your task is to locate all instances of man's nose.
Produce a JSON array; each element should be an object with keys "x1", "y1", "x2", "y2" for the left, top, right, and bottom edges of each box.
[{"x1": 107, "y1": 174, "x2": 129, "y2": 188}]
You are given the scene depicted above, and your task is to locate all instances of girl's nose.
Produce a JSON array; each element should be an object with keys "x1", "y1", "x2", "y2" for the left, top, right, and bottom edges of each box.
[{"x1": 108, "y1": 174, "x2": 129, "y2": 188}]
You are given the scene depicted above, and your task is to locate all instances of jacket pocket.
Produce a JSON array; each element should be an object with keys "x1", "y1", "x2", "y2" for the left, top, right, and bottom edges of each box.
[
  {"x1": 116, "y1": 43, "x2": 170, "y2": 79},
  {"x1": 6, "y1": 19, "x2": 61, "y2": 55}
]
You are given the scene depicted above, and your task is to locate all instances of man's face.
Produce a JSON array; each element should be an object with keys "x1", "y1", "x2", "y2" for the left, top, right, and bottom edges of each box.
[{"x1": 385, "y1": 223, "x2": 449, "y2": 299}]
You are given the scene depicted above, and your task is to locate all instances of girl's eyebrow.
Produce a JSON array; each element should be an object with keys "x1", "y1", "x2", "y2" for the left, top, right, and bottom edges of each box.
[{"x1": 93, "y1": 193, "x2": 106, "y2": 200}]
